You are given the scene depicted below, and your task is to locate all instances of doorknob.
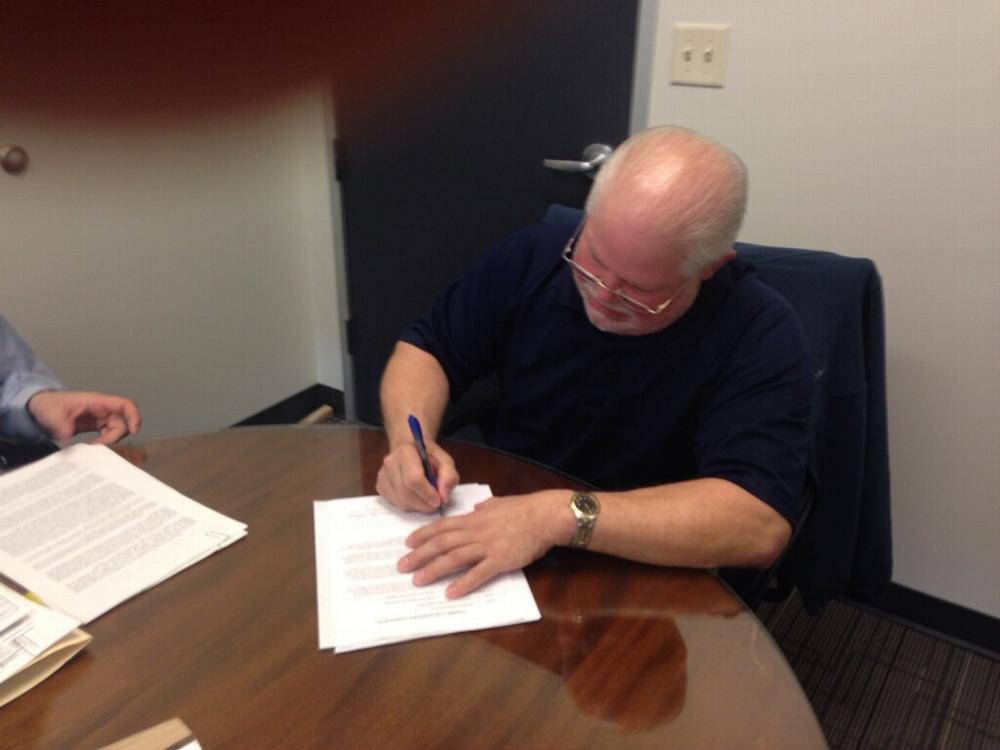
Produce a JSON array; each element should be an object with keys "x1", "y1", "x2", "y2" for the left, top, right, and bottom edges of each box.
[
  {"x1": 543, "y1": 143, "x2": 613, "y2": 177},
  {"x1": 1, "y1": 144, "x2": 29, "y2": 175}
]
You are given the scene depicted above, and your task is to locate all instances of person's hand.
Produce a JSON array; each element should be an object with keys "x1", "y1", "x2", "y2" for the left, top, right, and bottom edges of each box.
[
  {"x1": 397, "y1": 490, "x2": 572, "y2": 598},
  {"x1": 376, "y1": 440, "x2": 459, "y2": 513},
  {"x1": 27, "y1": 390, "x2": 142, "y2": 445}
]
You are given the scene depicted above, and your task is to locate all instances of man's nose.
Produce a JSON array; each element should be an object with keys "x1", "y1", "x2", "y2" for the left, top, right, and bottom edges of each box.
[{"x1": 593, "y1": 278, "x2": 622, "y2": 304}]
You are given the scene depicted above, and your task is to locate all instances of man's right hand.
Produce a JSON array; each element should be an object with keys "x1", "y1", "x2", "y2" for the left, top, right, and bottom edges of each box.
[
  {"x1": 27, "y1": 389, "x2": 141, "y2": 445},
  {"x1": 376, "y1": 440, "x2": 459, "y2": 513}
]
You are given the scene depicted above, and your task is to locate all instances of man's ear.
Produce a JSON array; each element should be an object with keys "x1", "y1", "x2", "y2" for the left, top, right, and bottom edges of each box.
[{"x1": 700, "y1": 249, "x2": 737, "y2": 281}]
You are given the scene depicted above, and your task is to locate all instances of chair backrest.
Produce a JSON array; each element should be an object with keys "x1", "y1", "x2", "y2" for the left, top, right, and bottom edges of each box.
[
  {"x1": 543, "y1": 203, "x2": 586, "y2": 226},
  {"x1": 733, "y1": 241, "x2": 891, "y2": 610}
]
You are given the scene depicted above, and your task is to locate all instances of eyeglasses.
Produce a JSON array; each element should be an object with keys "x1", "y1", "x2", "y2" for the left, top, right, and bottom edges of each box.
[{"x1": 561, "y1": 217, "x2": 693, "y2": 316}]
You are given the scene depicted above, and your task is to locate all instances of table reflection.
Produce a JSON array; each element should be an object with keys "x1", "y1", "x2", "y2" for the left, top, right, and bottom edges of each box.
[{"x1": 479, "y1": 550, "x2": 744, "y2": 732}]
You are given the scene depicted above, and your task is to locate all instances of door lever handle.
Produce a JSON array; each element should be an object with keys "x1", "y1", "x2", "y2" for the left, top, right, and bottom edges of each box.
[{"x1": 543, "y1": 143, "x2": 613, "y2": 176}]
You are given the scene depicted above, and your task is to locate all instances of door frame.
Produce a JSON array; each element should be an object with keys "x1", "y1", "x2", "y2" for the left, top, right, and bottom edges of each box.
[{"x1": 630, "y1": 0, "x2": 660, "y2": 134}]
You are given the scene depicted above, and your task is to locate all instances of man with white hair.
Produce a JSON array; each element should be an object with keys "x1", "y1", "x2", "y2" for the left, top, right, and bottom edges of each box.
[{"x1": 377, "y1": 126, "x2": 811, "y2": 598}]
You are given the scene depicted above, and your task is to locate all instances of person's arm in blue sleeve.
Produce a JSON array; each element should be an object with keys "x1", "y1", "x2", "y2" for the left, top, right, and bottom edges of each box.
[
  {"x1": 0, "y1": 315, "x2": 66, "y2": 440},
  {"x1": 0, "y1": 316, "x2": 141, "y2": 445}
]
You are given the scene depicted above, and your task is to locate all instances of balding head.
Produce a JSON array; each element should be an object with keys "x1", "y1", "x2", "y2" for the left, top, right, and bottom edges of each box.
[{"x1": 586, "y1": 126, "x2": 748, "y2": 278}]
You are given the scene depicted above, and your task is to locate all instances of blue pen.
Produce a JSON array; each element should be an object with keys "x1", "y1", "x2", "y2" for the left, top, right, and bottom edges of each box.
[{"x1": 407, "y1": 415, "x2": 443, "y2": 514}]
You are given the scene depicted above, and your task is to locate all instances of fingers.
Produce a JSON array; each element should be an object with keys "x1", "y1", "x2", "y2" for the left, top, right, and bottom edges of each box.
[
  {"x1": 444, "y1": 562, "x2": 499, "y2": 600},
  {"x1": 91, "y1": 414, "x2": 129, "y2": 445},
  {"x1": 376, "y1": 444, "x2": 445, "y2": 513},
  {"x1": 399, "y1": 520, "x2": 465, "y2": 568},
  {"x1": 397, "y1": 524, "x2": 498, "y2": 598},
  {"x1": 78, "y1": 394, "x2": 141, "y2": 445},
  {"x1": 29, "y1": 390, "x2": 141, "y2": 445},
  {"x1": 383, "y1": 442, "x2": 459, "y2": 512},
  {"x1": 397, "y1": 529, "x2": 501, "y2": 600},
  {"x1": 116, "y1": 397, "x2": 142, "y2": 435},
  {"x1": 427, "y1": 443, "x2": 459, "y2": 503},
  {"x1": 398, "y1": 529, "x2": 480, "y2": 582},
  {"x1": 396, "y1": 495, "x2": 552, "y2": 599},
  {"x1": 89, "y1": 394, "x2": 140, "y2": 425}
]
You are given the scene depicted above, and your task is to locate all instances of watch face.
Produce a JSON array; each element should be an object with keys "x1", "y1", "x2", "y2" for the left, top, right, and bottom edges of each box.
[{"x1": 575, "y1": 495, "x2": 598, "y2": 515}]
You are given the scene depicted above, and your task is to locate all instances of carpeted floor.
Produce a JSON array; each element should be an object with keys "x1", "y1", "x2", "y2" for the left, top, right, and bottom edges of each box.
[{"x1": 757, "y1": 592, "x2": 1000, "y2": 749}]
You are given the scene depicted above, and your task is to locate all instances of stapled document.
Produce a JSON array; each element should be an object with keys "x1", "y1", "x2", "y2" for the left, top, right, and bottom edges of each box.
[
  {"x1": 0, "y1": 444, "x2": 247, "y2": 623},
  {"x1": 314, "y1": 484, "x2": 541, "y2": 652}
]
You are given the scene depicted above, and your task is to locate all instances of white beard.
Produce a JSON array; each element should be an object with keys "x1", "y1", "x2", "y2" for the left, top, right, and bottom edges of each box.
[{"x1": 578, "y1": 285, "x2": 653, "y2": 336}]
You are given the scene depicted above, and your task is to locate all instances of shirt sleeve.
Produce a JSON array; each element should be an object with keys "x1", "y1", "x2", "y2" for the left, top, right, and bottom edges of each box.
[
  {"x1": 694, "y1": 288, "x2": 813, "y2": 526},
  {"x1": 400, "y1": 227, "x2": 546, "y2": 399},
  {"x1": 0, "y1": 315, "x2": 65, "y2": 440}
]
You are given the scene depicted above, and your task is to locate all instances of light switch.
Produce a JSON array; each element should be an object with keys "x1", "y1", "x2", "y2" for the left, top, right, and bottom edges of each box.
[{"x1": 671, "y1": 23, "x2": 731, "y2": 87}]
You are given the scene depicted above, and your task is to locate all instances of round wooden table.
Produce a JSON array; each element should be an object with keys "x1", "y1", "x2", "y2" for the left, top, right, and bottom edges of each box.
[{"x1": 0, "y1": 425, "x2": 827, "y2": 748}]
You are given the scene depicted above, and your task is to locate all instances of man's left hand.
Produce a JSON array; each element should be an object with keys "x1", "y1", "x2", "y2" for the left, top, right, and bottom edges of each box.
[{"x1": 397, "y1": 490, "x2": 573, "y2": 598}]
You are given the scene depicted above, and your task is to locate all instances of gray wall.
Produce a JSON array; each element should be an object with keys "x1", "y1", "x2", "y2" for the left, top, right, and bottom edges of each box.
[{"x1": 2, "y1": 82, "x2": 342, "y2": 439}]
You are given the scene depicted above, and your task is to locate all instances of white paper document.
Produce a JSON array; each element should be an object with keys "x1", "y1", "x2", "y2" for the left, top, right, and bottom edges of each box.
[
  {"x1": 0, "y1": 444, "x2": 247, "y2": 623},
  {"x1": 314, "y1": 484, "x2": 541, "y2": 652},
  {"x1": 0, "y1": 581, "x2": 87, "y2": 704}
]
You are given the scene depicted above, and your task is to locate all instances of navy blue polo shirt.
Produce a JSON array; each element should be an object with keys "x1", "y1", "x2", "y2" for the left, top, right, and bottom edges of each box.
[{"x1": 401, "y1": 222, "x2": 812, "y2": 524}]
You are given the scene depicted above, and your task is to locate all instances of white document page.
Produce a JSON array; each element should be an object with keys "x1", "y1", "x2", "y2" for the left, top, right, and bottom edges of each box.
[
  {"x1": 314, "y1": 484, "x2": 541, "y2": 653},
  {"x1": 0, "y1": 444, "x2": 247, "y2": 623},
  {"x1": 0, "y1": 582, "x2": 80, "y2": 684}
]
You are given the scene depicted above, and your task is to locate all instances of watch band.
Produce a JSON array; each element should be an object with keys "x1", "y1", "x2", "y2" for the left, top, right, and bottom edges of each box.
[{"x1": 569, "y1": 491, "x2": 600, "y2": 548}]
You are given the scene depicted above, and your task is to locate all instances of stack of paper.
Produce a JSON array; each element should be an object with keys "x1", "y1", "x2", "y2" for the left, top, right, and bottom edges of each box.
[
  {"x1": 0, "y1": 580, "x2": 90, "y2": 708},
  {"x1": 0, "y1": 444, "x2": 247, "y2": 624},
  {"x1": 314, "y1": 484, "x2": 541, "y2": 652}
]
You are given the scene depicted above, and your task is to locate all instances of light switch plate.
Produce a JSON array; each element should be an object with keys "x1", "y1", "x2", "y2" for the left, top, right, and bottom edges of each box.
[{"x1": 671, "y1": 23, "x2": 731, "y2": 87}]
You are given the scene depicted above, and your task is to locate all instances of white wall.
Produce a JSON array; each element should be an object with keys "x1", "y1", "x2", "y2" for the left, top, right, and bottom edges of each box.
[
  {"x1": 644, "y1": 1, "x2": 1000, "y2": 617},
  {"x1": 1, "y1": 81, "x2": 342, "y2": 440}
]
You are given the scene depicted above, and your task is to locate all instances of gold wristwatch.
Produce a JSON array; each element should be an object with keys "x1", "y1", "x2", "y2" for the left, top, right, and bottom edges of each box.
[{"x1": 569, "y1": 491, "x2": 600, "y2": 548}]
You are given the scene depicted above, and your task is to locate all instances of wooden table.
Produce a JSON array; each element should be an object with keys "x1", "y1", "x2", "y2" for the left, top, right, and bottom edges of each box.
[{"x1": 0, "y1": 425, "x2": 827, "y2": 749}]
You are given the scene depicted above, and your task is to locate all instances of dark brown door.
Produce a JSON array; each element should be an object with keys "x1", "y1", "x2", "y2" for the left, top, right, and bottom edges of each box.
[{"x1": 335, "y1": 1, "x2": 640, "y2": 423}]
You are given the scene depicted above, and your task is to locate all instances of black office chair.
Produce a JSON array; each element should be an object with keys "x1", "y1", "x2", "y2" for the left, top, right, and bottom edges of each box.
[
  {"x1": 731, "y1": 238, "x2": 891, "y2": 612},
  {"x1": 441, "y1": 205, "x2": 892, "y2": 612},
  {"x1": 0, "y1": 437, "x2": 58, "y2": 471}
]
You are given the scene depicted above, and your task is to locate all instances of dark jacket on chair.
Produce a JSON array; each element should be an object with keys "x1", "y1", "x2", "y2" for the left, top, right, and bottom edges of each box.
[{"x1": 737, "y1": 242, "x2": 892, "y2": 611}]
